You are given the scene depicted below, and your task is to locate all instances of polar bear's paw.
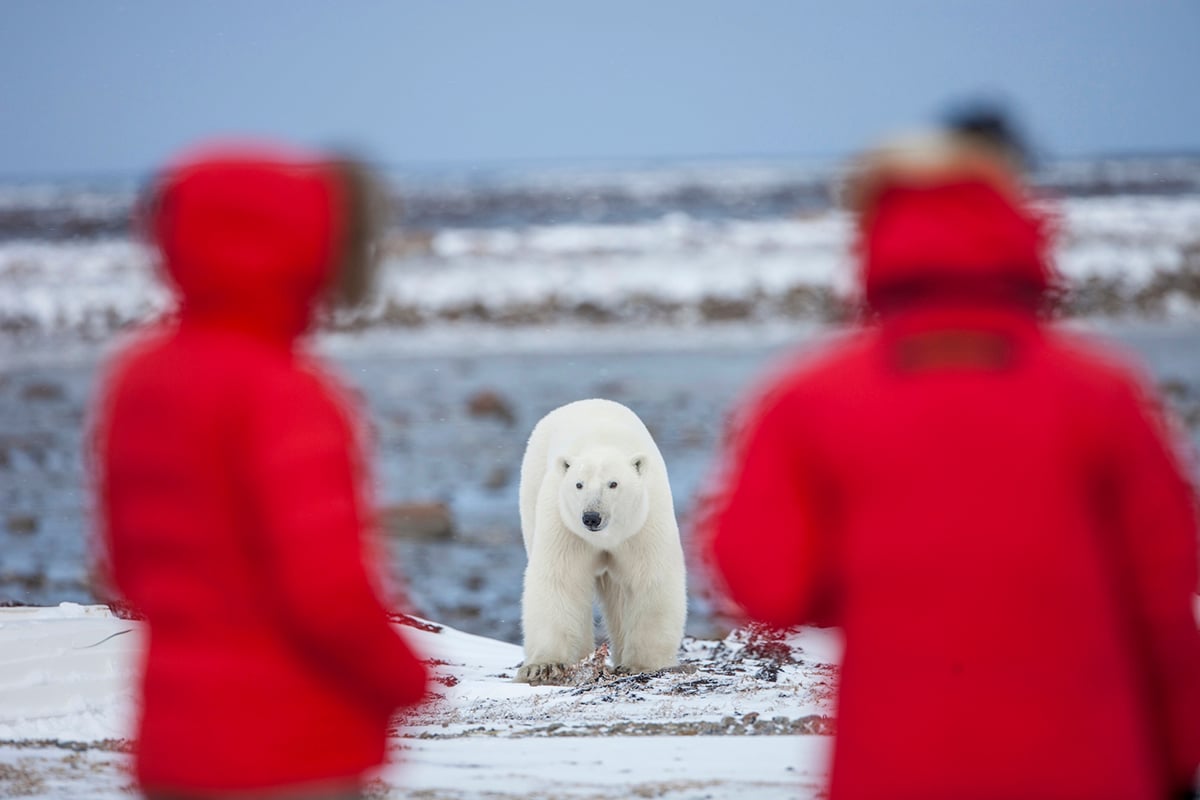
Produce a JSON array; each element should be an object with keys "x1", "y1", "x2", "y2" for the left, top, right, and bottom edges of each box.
[{"x1": 514, "y1": 662, "x2": 574, "y2": 685}]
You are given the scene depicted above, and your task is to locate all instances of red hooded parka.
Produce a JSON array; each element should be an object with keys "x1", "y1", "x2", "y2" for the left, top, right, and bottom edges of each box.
[
  {"x1": 707, "y1": 164, "x2": 1200, "y2": 798},
  {"x1": 95, "y1": 147, "x2": 428, "y2": 793}
]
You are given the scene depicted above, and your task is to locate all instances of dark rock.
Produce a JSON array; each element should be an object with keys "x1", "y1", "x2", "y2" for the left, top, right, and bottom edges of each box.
[
  {"x1": 6, "y1": 515, "x2": 38, "y2": 535},
  {"x1": 699, "y1": 295, "x2": 754, "y2": 322},
  {"x1": 483, "y1": 465, "x2": 511, "y2": 491},
  {"x1": 378, "y1": 502, "x2": 455, "y2": 540},
  {"x1": 21, "y1": 382, "x2": 66, "y2": 402},
  {"x1": 467, "y1": 389, "x2": 517, "y2": 426},
  {"x1": 573, "y1": 301, "x2": 614, "y2": 323}
]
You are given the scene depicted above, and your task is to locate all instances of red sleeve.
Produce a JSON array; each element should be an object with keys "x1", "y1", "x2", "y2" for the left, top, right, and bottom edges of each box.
[
  {"x1": 1106, "y1": 377, "x2": 1200, "y2": 788},
  {"x1": 704, "y1": 381, "x2": 838, "y2": 629},
  {"x1": 247, "y1": 366, "x2": 428, "y2": 711}
]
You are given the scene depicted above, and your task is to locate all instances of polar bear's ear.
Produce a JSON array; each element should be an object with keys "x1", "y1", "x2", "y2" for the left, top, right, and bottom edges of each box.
[
  {"x1": 557, "y1": 456, "x2": 571, "y2": 474},
  {"x1": 631, "y1": 454, "x2": 647, "y2": 475}
]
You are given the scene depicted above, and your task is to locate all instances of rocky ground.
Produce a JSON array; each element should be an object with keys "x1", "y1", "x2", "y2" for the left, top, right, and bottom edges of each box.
[{"x1": 2, "y1": 320, "x2": 1199, "y2": 646}]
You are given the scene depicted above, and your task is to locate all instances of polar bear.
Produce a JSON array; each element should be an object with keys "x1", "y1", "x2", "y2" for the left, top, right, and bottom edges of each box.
[{"x1": 515, "y1": 398, "x2": 687, "y2": 684}]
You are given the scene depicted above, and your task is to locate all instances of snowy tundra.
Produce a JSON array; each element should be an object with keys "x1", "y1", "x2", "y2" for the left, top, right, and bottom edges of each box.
[{"x1": 0, "y1": 604, "x2": 841, "y2": 799}]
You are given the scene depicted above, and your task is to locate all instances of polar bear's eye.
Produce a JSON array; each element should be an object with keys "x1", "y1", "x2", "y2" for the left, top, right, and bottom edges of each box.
[
  {"x1": 575, "y1": 482, "x2": 583, "y2": 490},
  {"x1": 608, "y1": 481, "x2": 618, "y2": 489}
]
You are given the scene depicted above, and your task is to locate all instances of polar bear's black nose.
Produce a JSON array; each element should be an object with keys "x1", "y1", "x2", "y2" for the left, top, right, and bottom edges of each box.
[{"x1": 582, "y1": 511, "x2": 602, "y2": 530}]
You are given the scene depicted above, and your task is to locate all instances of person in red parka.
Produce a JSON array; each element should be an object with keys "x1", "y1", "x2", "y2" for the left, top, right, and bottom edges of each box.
[
  {"x1": 706, "y1": 121, "x2": 1200, "y2": 800},
  {"x1": 93, "y1": 144, "x2": 428, "y2": 799}
]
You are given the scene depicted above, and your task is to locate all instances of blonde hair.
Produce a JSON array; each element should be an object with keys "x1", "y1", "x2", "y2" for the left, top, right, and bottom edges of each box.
[{"x1": 842, "y1": 131, "x2": 1025, "y2": 226}]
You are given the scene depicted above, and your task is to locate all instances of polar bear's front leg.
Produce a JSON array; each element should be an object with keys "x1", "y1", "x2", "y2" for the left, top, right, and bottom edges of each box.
[
  {"x1": 603, "y1": 558, "x2": 686, "y2": 674},
  {"x1": 517, "y1": 534, "x2": 597, "y2": 685}
]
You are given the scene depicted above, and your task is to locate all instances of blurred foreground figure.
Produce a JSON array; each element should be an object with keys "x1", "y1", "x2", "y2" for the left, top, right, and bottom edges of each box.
[
  {"x1": 94, "y1": 145, "x2": 428, "y2": 798},
  {"x1": 706, "y1": 127, "x2": 1200, "y2": 799}
]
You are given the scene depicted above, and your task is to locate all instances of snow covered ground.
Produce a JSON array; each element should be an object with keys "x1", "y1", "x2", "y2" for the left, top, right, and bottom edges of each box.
[
  {"x1": 0, "y1": 604, "x2": 839, "y2": 799},
  {"x1": 4, "y1": 192, "x2": 1200, "y2": 347}
]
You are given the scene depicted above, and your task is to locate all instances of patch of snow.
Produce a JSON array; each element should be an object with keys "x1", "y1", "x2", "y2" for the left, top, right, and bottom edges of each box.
[{"x1": 0, "y1": 605, "x2": 838, "y2": 798}]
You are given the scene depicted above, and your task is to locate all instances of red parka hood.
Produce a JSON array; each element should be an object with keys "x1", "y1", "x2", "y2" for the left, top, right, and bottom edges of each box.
[
  {"x1": 847, "y1": 134, "x2": 1054, "y2": 314},
  {"x1": 148, "y1": 144, "x2": 344, "y2": 344}
]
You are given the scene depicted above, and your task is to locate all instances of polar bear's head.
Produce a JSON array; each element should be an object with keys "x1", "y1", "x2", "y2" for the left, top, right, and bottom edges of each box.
[{"x1": 556, "y1": 446, "x2": 650, "y2": 546}]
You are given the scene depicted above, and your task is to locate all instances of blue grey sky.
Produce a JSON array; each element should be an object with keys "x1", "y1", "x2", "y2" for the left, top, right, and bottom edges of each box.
[{"x1": 2, "y1": 1, "x2": 1198, "y2": 177}]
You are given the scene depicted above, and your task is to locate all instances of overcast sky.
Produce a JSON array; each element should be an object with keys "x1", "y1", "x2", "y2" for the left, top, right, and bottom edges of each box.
[{"x1": 2, "y1": 1, "x2": 1198, "y2": 178}]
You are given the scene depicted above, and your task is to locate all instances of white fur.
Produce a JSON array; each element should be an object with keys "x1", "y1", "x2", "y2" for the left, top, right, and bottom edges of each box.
[{"x1": 516, "y1": 399, "x2": 687, "y2": 683}]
